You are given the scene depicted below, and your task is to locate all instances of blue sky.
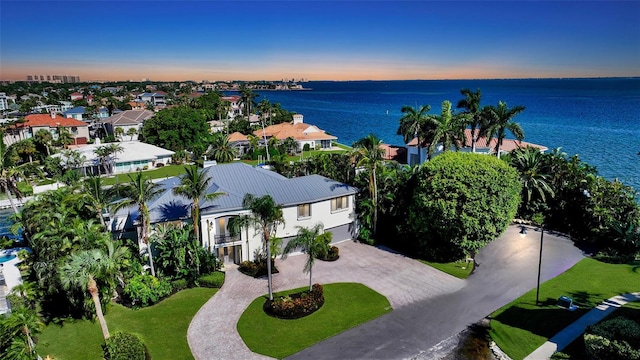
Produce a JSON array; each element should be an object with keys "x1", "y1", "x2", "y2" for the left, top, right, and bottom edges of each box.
[{"x1": 1, "y1": 1, "x2": 639, "y2": 81}]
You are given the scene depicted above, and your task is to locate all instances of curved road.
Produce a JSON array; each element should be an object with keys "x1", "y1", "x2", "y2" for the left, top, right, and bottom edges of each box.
[{"x1": 286, "y1": 226, "x2": 586, "y2": 360}]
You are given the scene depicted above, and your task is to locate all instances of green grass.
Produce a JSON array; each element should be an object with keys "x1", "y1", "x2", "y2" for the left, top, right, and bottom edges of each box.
[
  {"x1": 37, "y1": 287, "x2": 216, "y2": 360},
  {"x1": 489, "y1": 258, "x2": 640, "y2": 360},
  {"x1": 421, "y1": 259, "x2": 474, "y2": 279},
  {"x1": 237, "y1": 282, "x2": 392, "y2": 359},
  {"x1": 100, "y1": 164, "x2": 194, "y2": 185}
]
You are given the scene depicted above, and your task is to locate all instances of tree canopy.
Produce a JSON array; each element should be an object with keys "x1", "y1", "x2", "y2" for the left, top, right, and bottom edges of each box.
[{"x1": 139, "y1": 106, "x2": 210, "y2": 152}]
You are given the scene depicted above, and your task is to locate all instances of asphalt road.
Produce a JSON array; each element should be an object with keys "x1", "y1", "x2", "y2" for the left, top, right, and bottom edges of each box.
[{"x1": 286, "y1": 225, "x2": 586, "y2": 360}]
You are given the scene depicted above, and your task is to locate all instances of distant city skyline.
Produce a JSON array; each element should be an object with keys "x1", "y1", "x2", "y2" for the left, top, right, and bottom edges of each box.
[{"x1": 1, "y1": 1, "x2": 639, "y2": 82}]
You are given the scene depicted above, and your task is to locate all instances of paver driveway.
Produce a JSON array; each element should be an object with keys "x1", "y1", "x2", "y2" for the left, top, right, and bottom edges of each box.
[{"x1": 187, "y1": 240, "x2": 465, "y2": 360}]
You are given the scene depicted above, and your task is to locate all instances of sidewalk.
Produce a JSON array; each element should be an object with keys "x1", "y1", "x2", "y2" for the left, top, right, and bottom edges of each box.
[{"x1": 524, "y1": 292, "x2": 640, "y2": 360}]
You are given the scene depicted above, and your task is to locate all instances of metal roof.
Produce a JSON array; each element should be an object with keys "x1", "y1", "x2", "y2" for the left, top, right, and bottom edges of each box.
[{"x1": 142, "y1": 162, "x2": 358, "y2": 224}]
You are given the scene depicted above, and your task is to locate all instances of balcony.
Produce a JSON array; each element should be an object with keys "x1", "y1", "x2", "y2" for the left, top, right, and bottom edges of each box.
[{"x1": 214, "y1": 234, "x2": 240, "y2": 244}]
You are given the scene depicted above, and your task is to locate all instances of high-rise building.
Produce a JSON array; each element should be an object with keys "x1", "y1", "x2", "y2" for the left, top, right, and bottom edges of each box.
[
  {"x1": 26, "y1": 74, "x2": 80, "y2": 83},
  {"x1": 0, "y1": 93, "x2": 9, "y2": 111}
]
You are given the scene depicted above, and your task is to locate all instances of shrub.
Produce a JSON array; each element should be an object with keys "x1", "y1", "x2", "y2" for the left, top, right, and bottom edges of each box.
[
  {"x1": 238, "y1": 252, "x2": 278, "y2": 278},
  {"x1": 155, "y1": 162, "x2": 164, "y2": 168},
  {"x1": 584, "y1": 316, "x2": 640, "y2": 360},
  {"x1": 317, "y1": 245, "x2": 339, "y2": 261},
  {"x1": 170, "y1": 278, "x2": 188, "y2": 292},
  {"x1": 102, "y1": 332, "x2": 146, "y2": 360},
  {"x1": 197, "y1": 271, "x2": 225, "y2": 288},
  {"x1": 123, "y1": 274, "x2": 172, "y2": 308},
  {"x1": 303, "y1": 143, "x2": 311, "y2": 152},
  {"x1": 264, "y1": 284, "x2": 325, "y2": 319}
]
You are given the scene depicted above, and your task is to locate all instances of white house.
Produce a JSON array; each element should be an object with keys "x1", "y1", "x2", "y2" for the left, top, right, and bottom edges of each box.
[
  {"x1": 252, "y1": 114, "x2": 337, "y2": 151},
  {"x1": 111, "y1": 162, "x2": 357, "y2": 264}
]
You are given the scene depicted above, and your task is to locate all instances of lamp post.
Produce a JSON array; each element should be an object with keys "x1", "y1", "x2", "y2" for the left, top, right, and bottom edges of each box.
[{"x1": 520, "y1": 225, "x2": 545, "y2": 306}]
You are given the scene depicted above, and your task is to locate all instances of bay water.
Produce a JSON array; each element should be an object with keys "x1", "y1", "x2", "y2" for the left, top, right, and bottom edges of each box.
[{"x1": 256, "y1": 78, "x2": 640, "y2": 193}]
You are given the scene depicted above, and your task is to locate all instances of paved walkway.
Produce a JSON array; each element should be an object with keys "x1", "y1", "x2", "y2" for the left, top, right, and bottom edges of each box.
[
  {"x1": 524, "y1": 292, "x2": 640, "y2": 360},
  {"x1": 187, "y1": 240, "x2": 465, "y2": 360}
]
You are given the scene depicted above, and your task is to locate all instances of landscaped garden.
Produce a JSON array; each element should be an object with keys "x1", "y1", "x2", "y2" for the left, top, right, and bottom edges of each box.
[
  {"x1": 237, "y1": 282, "x2": 392, "y2": 359},
  {"x1": 489, "y1": 258, "x2": 640, "y2": 360},
  {"x1": 37, "y1": 287, "x2": 216, "y2": 360}
]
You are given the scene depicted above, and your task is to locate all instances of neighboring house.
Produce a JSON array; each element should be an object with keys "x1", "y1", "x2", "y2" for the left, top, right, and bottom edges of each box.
[
  {"x1": 221, "y1": 95, "x2": 242, "y2": 119},
  {"x1": 253, "y1": 114, "x2": 337, "y2": 151},
  {"x1": 406, "y1": 128, "x2": 548, "y2": 166},
  {"x1": 128, "y1": 101, "x2": 147, "y2": 110},
  {"x1": 110, "y1": 162, "x2": 358, "y2": 264},
  {"x1": 137, "y1": 92, "x2": 166, "y2": 107},
  {"x1": 63, "y1": 106, "x2": 86, "y2": 121},
  {"x1": 4, "y1": 113, "x2": 89, "y2": 146},
  {"x1": 0, "y1": 93, "x2": 9, "y2": 111},
  {"x1": 100, "y1": 109, "x2": 154, "y2": 141},
  {"x1": 227, "y1": 131, "x2": 249, "y2": 156},
  {"x1": 69, "y1": 92, "x2": 84, "y2": 101},
  {"x1": 54, "y1": 140, "x2": 174, "y2": 175},
  {"x1": 380, "y1": 144, "x2": 407, "y2": 163}
]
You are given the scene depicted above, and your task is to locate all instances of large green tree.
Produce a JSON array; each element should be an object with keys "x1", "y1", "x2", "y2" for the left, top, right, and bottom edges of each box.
[
  {"x1": 242, "y1": 194, "x2": 284, "y2": 300},
  {"x1": 173, "y1": 166, "x2": 225, "y2": 245},
  {"x1": 140, "y1": 106, "x2": 210, "y2": 152},
  {"x1": 407, "y1": 152, "x2": 521, "y2": 262}
]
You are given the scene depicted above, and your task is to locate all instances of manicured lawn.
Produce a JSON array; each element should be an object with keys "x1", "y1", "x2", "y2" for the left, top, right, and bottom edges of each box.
[
  {"x1": 237, "y1": 282, "x2": 392, "y2": 359},
  {"x1": 489, "y1": 258, "x2": 640, "y2": 360},
  {"x1": 37, "y1": 287, "x2": 216, "y2": 360},
  {"x1": 100, "y1": 164, "x2": 195, "y2": 185},
  {"x1": 422, "y1": 259, "x2": 474, "y2": 279}
]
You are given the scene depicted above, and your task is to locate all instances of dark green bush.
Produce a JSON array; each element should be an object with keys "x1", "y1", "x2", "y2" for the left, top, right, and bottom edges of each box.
[
  {"x1": 584, "y1": 316, "x2": 640, "y2": 360},
  {"x1": 303, "y1": 143, "x2": 311, "y2": 152},
  {"x1": 123, "y1": 274, "x2": 172, "y2": 308},
  {"x1": 102, "y1": 332, "x2": 146, "y2": 360},
  {"x1": 264, "y1": 284, "x2": 325, "y2": 319},
  {"x1": 317, "y1": 246, "x2": 339, "y2": 261},
  {"x1": 238, "y1": 253, "x2": 278, "y2": 278},
  {"x1": 197, "y1": 272, "x2": 225, "y2": 288},
  {"x1": 170, "y1": 278, "x2": 188, "y2": 292}
]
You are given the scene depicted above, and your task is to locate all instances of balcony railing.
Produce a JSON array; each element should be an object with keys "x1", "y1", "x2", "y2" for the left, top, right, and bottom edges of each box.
[{"x1": 214, "y1": 234, "x2": 240, "y2": 244}]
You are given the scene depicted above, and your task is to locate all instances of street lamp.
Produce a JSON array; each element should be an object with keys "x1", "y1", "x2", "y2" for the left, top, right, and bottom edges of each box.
[{"x1": 535, "y1": 226, "x2": 545, "y2": 306}]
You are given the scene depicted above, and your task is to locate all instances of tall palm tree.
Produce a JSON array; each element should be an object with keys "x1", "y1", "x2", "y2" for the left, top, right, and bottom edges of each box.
[
  {"x1": 242, "y1": 194, "x2": 284, "y2": 300},
  {"x1": 208, "y1": 134, "x2": 238, "y2": 163},
  {"x1": 426, "y1": 100, "x2": 467, "y2": 157},
  {"x1": 483, "y1": 101, "x2": 525, "y2": 158},
  {"x1": 282, "y1": 223, "x2": 326, "y2": 291},
  {"x1": 126, "y1": 127, "x2": 137, "y2": 140},
  {"x1": 173, "y1": 166, "x2": 225, "y2": 245},
  {"x1": 81, "y1": 174, "x2": 116, "y2": 229},
  {"x1": 34, "y1": 129, "x2": 53, "y2": 156},
  {"x1": 397, "y1": 104, "x2": 431, "y2": 164},
  {"x1": 456, "y1": 88, "x2": 485, "y2": 153},
  {"x1": 55, "y1": 126, "x2": 74, "y2": 148},
  {"x1": 0, "y1": 139, "x2": 24, "y2": 214},
  {"x1": 59, "y1": 240, "x2": 129, "y2": 340},
  {"x1": 240, "y1": 85, "x2": 258, "y2": 117},
  {"x1": 282, "y1": 136, "x2": 298, "y2": 155},
  {"x1": 258, "y1": 99, "x2": 272, "y2": 125},
  {"x1": 111, "y1": 171, "x2": 163, "y2": 276},
  {"x1": 509, "y1": 146, "x2": 555, "y2": 212},
  {"x1": 352, "y1": 134, "x2": 385, "y2": 236}
]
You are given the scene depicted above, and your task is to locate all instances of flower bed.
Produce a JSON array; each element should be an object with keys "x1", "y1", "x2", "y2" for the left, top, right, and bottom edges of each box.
[
  {"x1": 239, "y1": 259, "x2": 278, "y2": 278},
  {"x1": 264, "y1": 284, "x2": 325, "y2": 319},
  {"x1": 317, "y1": 246, "x2": 339, "y2": 261}
]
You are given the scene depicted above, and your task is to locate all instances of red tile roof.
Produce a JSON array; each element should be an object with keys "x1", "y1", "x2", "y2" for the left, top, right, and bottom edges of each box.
[
  {"x1": 21, "y1": 114, "x2": 88, "y2": 128},
  {"x1": 253, "y1": 122, "x2": 336, "y2": 142},
  {"x1": 227, "y1": 132, "x2": 248, "y2": 142},
  {"x1": 407, "y1": 129, "x2": 547, "y2": 152}
]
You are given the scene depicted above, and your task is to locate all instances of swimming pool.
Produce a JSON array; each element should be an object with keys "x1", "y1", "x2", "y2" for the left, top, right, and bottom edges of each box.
[{"x1": 0, "y1": 254, "x2": 16, "y2": 263}]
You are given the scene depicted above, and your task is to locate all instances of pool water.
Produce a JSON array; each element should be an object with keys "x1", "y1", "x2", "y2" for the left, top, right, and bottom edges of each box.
[{"x1": 0, "y1": 254, "x2": 16, "y2": 263}]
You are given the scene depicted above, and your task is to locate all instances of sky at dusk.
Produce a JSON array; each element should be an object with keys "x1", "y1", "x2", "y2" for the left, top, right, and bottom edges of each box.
[{"x1": 1, "y1": 1, "x2": 639, "y2": 81}]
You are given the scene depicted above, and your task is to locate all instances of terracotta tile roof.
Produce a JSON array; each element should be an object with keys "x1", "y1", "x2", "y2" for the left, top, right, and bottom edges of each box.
[
  {"x1": 407, "y1": 129, "x2": 547, "y2": 152},
  {"x1": 21, "y1": 114, "x2": 88, "y2": 128},
  {"x1": 253, "y1": 122, "x2": 336, "y2": 142},
  {"x1": 227, "y1": 132, "x2": 248, "y2": 142},
  {"x1": 380, "y1": 144, "x2": 407, "y2": 162}
]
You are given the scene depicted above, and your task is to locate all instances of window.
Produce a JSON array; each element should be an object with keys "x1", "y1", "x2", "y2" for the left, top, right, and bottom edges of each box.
[
  {"x1": 297, "y1": 203, "x2": 311, "y2": 219},
  {"x1": 331, "y1": 196, "x2": 349, "y2": 212}
]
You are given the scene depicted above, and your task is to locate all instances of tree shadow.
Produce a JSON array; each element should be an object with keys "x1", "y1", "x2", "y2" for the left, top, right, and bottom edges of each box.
[
  {"x1": 155, "y1": 200, "x2": 190, "y2": 222},
  {"x1": 492, "y1": 302, "x2": 587, "y2": 339}
]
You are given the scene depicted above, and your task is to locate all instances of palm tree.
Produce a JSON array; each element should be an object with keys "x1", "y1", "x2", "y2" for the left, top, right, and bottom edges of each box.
[
  {"x1": 483, "y1": 101, "x2": 525, "y2": 158},
  {"x1": 94, "y1": 143, "x2": 123, "y2": 175},
  {"x1": 509, "y1": 146, "x2": 555, "y2": 212},
  {"x1": 208, "y1": 134, "x2": 238, "y2": 163},
  {"x1": 282, "y1": 223, "x2": 326, "y2": 291},
  {"x1": 0, "y1": 139, "x2": 23, "y2": 214},
  {"x1": 0, "y1": 307, "x2": 45, "y2": 359},
  {"x1": 240, "y1": 86, "x2": 258, "y2": 117},
  {"x1": 456, "y1": 88, "x2": 485, "y2": 153},
  {"x1": 114, "y1": 127, "x2": 124, "y2": 140},
  {"x1": 59, "y1": 240, "x2": 129, "y2": 340},
  {"x1": 282, "y1": 136, "x2": 298, "y2": 155},
  {"x1": 258, "y1": 99, "x2": 272, "y2": 125},
  {"x1": 352, "y1": 134, "x2": 385, "y2": 236},
  {"x1": 111, "y1": 171, "x2": 163, "y2": 276},
  {"x1": 397, "y1": 104, "x2": 431, "y2": 164},
  {"x1": 426, "y1": 100, "x2": 467, "y2": 157},
  {"x1": 242, "y1": 194, "x2": 284, "y2": 300},
  {"x1": 173, "y1": 166, "x2": 225, "y2": 245},
  {"x1": 81, "y1": 174, "x2": 116, "y2": 229},
  {"x1": 126, "y1": 127, "x2": 137, "y2": 140},
  {"x1": 34, "y1": 129, "x2": 53, "y2": 156},
  {"x1": 55, "y1": 126, "x2": 74, "y2": 148}
]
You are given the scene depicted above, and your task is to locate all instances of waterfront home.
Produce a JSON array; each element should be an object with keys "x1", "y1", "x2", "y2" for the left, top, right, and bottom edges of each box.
[
  {"x1": 54, "y1": 140, "x2": 174, "y2": 175},
  {"x1": 137, "y1": 92, "x2": 166, "y2": 108},
  {"x1": 100, "y1": 109, "x2": 155, "y2": 141},
  {"x1": 405, "y1": 129, "x2": 548, "y2": 166},
  {"x1": 110, "y1": 162, "x2": 357, "y2": 264},
  {"x1": 3, "y1": 113, "x2": 89, "y2": 146},
  {"x1": 253, "y1": 114, "x2": 337, "y2": 151}
]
